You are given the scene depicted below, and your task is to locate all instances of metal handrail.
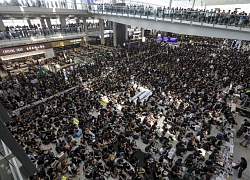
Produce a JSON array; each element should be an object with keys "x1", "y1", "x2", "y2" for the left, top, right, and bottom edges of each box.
[{"x1": 88, "y1": 4, "x2": 250, "y2": 29}]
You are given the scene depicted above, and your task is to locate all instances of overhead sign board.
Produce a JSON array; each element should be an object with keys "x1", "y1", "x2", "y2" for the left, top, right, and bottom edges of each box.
[{"x1": 0, "y1": 42, "x2": 52, "y2": 56}]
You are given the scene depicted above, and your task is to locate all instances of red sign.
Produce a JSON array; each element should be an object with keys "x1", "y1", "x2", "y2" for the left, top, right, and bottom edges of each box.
[{"x1": 0, "y1": 43, "x2": 52, "y2": 56}]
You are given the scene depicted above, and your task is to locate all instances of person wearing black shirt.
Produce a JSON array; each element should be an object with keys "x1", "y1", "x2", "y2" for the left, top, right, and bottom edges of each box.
[
  {"x1": 171, "y1": 165, "x2": 182, "y2": 179},
  {"x1": 232, "y1": 157, "x2": 247, "y2": 178},
  {"x1": 153, "y1": 168, "x2": 162, "y2": 180}
]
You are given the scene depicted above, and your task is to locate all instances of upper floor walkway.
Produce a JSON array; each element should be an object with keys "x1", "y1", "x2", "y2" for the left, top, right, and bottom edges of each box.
[
  {"x1": 0, "y1": 4, "x2": 88, "y2": 20},
  {"x1": 0, "y1": 3, "x2": 250, "y2": 40},
  {"x1": 89, "y1": 4, "x2": 250, "y2": 40},
  {"x1": 0, "y1": 31, "x2": 86, "y2": 48}
]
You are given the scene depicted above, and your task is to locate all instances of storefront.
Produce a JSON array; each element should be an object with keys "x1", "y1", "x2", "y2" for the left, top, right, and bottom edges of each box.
[
  {"x1": 0, "y1": 43, "x2": 52, "y2": 74},
  {"x1": 52, "y1": 38, "x2": 84, "y2": 53}
]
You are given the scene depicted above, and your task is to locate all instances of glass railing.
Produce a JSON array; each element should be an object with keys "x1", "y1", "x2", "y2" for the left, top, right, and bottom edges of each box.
[
  {"x1": 0, "y1": 0, "x2": 87, "y2": 10},
  {"x1": 0, "y1": 27, "x2": 84, "y2": 42},
  {"x1": 88, "y1": 4, "x2": 250, "y2": 29},
  {"x1": 0, "y1": 140, "x2": 19, "y2": 180},
  {"x1": 0, "y1": 24, "x2": 112, "y2": 42}
]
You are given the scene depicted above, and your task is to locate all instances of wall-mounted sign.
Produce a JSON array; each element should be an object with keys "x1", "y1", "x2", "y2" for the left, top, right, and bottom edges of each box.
[
  {"x1": 156, "y1": 37, "x2": 178, "y2": 43},
  {"x1": 53, "y1": 43, "x2": 81, "y2": 51},
  {"x1": 52, "y1": 38, "x2": 83, "y2": 47},
  {"x1": 0, "y1": 42, "x2": 52, "y2": 56}
]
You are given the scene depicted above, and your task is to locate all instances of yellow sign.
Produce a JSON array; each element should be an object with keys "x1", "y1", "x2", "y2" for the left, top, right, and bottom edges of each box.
[
  {"x1": 52, "y1": 39, "x2": 83, "y2": 47},
  {"x1": 73, "y1": 118, "x2": 79, "y2": 125}
]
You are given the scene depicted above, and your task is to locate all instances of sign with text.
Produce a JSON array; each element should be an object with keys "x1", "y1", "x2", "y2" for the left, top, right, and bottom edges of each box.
[
  {"x1": 156, "y1": 37, "x2": 178, "y2": 43},
  {"x1": 0, "y1": 42, "x2": 52, "y2": 56},
  {"x1": 51, "y1": 38, "x2": 83, "y2": 47}
]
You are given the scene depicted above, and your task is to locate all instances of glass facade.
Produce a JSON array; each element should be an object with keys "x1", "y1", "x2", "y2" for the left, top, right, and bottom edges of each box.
[
  {"x1": 0, "y1": 0, "x2": 87, "y2": 9},
  {"x1": 0, "y1": 140, "x2": 14, "y2": 180}
]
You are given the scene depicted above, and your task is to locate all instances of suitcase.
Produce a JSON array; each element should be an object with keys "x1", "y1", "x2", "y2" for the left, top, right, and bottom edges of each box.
[{"x1": 57, "y1": 152, "x2": 66, "y2": 162}]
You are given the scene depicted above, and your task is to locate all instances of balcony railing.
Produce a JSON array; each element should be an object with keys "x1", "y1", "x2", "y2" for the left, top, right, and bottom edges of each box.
[
  {"x1": 0, "y1": 0, "x2": 87, "y2": 10},
  {"x1": 88, "y1": 4, "x2": 250, "y2": 29},
  {"x1": 0, "y1": 26, "x2": 88, "y2": 42}
]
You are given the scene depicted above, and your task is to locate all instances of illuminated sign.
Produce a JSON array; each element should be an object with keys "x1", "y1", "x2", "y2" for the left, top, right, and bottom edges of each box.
[
  {"x1": 52, "y1": 38, "x2": 83, "y2": 47},
  {"x1": 0, "y1": 43, "x2": 51, "y2": 56},
  {"x1": 70, "y1": 39, "x2": 82, "y2": 43}
]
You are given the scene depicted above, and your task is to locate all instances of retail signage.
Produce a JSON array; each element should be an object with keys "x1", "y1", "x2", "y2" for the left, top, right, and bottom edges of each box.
[
  {"x1": 0, "y1": 43, "x2": 52, "y2": 56},
  {"x1": 52, "y1": 38, "x2": 83, "y2": 47},
  {"x1": 156, "y1": 37, "x2": 178, "y2": 43}
]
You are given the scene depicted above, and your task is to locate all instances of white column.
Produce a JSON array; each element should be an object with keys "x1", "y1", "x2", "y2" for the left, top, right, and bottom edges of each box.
[
  {"x1": 83, "y1": 18, "x2": 89, "y2": 42},
  {"x1": 113, "y1": 22, "x2": 117, "y2": 47},
  {"x1": 99, "y1": 19, "x2": 105, "y2": 45},
  {"x1": 60, "y1": 17, "x2": 66, "y2": 27},
  {"x1": 169, "y1": 0, "x2": 173, "y2": 9},
  {"x1": 125, "y1": 25, "x2": 128, "y2": 40},
  {"x1": 0, "y1": 17, "x2": 4, "y2": 32}
]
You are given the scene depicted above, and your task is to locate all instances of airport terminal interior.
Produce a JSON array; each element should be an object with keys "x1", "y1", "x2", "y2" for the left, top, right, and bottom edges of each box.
[{"x1": 0, "y1": 0, "x2": 250, "y2": 180}]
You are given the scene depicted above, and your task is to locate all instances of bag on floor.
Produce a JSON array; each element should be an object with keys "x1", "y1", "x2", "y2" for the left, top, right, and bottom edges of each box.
[
  {"x1": 216, "y1": 133, "x2": 224, "y2": 140},
  {"x1": 143, "y1": 139, "x2": 150, "y2": 144},
  {"x1": 133, "y1": 135, "x2": 139, "y2": 140},
  {"x1": 58, "y1": 152, "x2": 66, "y2": 162},
  {"x1": 76, "y1": 130, "x2": 82, "y2": 137},
  {"x1": 146, "y1": 121, "x2": 151, "y2": 127}
]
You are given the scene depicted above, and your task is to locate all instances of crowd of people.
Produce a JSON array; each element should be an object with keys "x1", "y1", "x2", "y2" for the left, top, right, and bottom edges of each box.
[
  {"x1": 89, "y1": 4, "x2": 250, "y2": 27},
  {"x1": 0, "y1": 20, "x2": 111, "y2": 41},
  {"x1": 0, "y1": 36, "x2": 250, "y2": 180}
]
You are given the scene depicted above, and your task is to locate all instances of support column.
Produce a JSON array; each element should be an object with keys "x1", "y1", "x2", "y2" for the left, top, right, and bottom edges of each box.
[
  {"x1": 114, "y1": 23, "x2": 126, "y2": 47},
  {"x1": 169, "y1": 0, "x2": 173, "y2": 9},
  {"x1": 76, "y1": 19, "x2": 80, "y2": 24},
  {"x1": 83, "y1": 18, "x2": 89, "y2": 42},
  {"x1": 0, "y1": 17, "x2": 5, "y2": 32},
  {"x1": 125, "y1": 25, "x2": 128, "y2": 40},
  {"x1": 60, "y1": 17, "x2": 66, "y2": 27},
  {"x1": 99, "y1": 19, "x2": 105, "y2": 45},
  {"x1": 112, "y1": 0, "x2": 116, "y2": 4},
  {"x1": 40, "y1": 18, "x2": 46, "y2": 28},
  {"x1": 45, "y1": 17, "x2": 52, "y2": 28},
  {"x1": 192, "y1": 0, "x2": 196, "y2": 9},
  {"x1": 141, "y1": 27, "x2": 144, "y2": 37},
  {"x1": 113, "y1": 22, "x2": 117, "y2": 47},
  {"x1": 27, "y1": 19, "x2": 32, "y2": 27}
]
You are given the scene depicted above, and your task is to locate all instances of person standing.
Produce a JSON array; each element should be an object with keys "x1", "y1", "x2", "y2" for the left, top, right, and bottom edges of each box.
[{"x1": 232, "y1": 157, "x2": 247, "y2": 178}]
